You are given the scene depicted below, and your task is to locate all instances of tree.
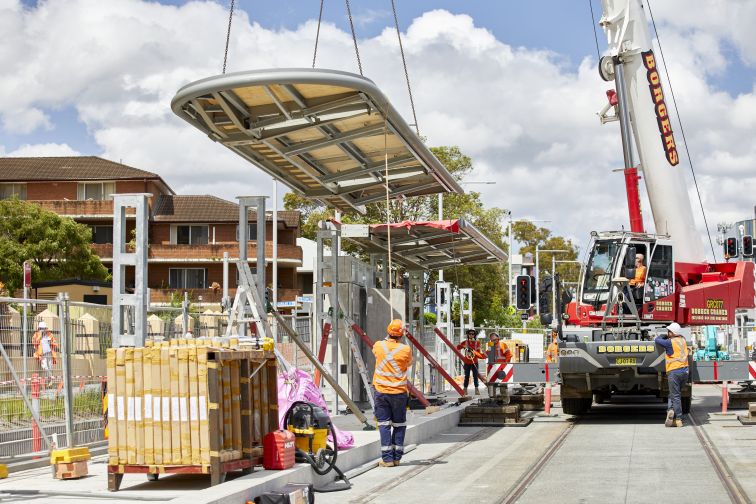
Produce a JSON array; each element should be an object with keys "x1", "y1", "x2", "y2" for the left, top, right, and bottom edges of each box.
[
  {"x1": 512, "y1": 221, "x2": 581, "y2": 287},
  {"x1": 0, "y1": 199, "x2": 109, "y2": 293}
]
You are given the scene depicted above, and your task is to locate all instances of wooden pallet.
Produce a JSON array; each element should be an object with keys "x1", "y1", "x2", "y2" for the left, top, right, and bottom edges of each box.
[{"x1": 107, "y1": 455, "x2": 263, "y2": 491}]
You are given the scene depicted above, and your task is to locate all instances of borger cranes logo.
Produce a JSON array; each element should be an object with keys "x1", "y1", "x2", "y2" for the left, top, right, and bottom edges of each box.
[{"x1": 642, "y1": 50, "x2": 679, "y2": 166}]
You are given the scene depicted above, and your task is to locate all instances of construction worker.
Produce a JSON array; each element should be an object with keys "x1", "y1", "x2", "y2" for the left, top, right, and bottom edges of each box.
[
  {"x1": 32, "y1": 321, "x2": 58, "y2": 378},
  {"x1": 457, "y1": 329, "x2": 486, "y2": 396},
  {"x1": 629, "y1": 253, "x2": 646, "y2": 286},
  {"x1": 546, "y1": 331, "x2": 560, "y2": 363},
  {"x1": 486, "y1": 332, "x2": 513, "y2": 382},
  {"x1": 373, "y1": 319, "x2": 412, "y2": 467},
  {"x1": 655, "y1": 322, "x2": 689, "y2": 427}
]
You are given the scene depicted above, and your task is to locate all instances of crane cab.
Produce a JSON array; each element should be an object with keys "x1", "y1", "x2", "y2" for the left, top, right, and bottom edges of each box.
[{"x1": 567, "y1": 231, "x2": 675, "y2": 328}]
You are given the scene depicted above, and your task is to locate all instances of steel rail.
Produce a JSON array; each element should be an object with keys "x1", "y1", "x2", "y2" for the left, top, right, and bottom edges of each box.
[
  {"x1": 689, "y1": 412, "x2": 750, "y2": 504},
  {"x1": 349, "y1": 426, "x2": 498, "y2": 504},
  {"x1": 497, "y1": 419, "x2": 577, "y2": 504}
]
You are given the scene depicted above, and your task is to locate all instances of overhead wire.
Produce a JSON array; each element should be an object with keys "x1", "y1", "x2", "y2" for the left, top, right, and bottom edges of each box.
[
  {"x1": 344, "y1": 0, "x2": 363, "y2": 75},
  {"x1": 390, "y1": 0, "x2": 420, "y2": 136},
  {"x1": 312, "y1": 0, "x2": 325, "y2": 68},
  {"x1": 222, "y1": 0, "x2": 236, "y2": 74},
  {"x1": 588, "y1": 0, "x2": 601, "y2": 60},
  {"x1": 645, "y1": 0, "x2": 717, "y2": 260}
]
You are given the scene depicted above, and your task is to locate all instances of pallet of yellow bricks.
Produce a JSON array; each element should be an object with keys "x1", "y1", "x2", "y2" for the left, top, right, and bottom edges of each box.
[{"x1": 106, "y1": 338, "x2": 278, "y2": 491}]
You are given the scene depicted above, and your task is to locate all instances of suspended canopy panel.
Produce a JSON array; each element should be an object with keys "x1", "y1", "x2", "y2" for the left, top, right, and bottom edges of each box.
[
  {"x1": 171, "y1": 69, "x2": 463, "y2": 214},
  {"x1": 340, "y1": 219, "x2": 507, "y2": 271}
]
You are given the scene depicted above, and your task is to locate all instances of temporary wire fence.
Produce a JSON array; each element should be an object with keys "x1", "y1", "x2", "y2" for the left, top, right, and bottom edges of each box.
[{"x1": 0, "y1": 298, "x2": 109, "y2": 457}]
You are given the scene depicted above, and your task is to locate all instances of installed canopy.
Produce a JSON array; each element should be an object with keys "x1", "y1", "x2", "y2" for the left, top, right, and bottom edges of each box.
[
  {"x1": 171, "y1": 69, "x2": 462, "y2": 213},
  {"x1": 340, "y1": 219, "x2": 507, "y2": 270}
]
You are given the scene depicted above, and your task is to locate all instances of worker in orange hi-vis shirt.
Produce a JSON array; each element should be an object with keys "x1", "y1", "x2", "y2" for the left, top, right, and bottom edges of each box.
[
  {"x1": 372, "y1": 319, "x2": 412, "y2": 467},
  {"x1": 629, "y1": 253, "x2": 647, "y2": 286},
  {"x1": 546, "y1": 331, "x2": 560, "y2": 363}
]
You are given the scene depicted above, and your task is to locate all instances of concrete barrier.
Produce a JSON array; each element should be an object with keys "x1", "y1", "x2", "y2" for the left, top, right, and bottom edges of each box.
[{"x1": 171, "y1": 403, "x2": 464, "y2": 504}]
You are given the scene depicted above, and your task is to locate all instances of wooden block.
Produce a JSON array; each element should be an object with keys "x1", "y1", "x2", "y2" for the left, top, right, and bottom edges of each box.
[
  {"x1": 197, "y1": 347, "x2": 210, "y2": 465},
  {"x1": 170, "y1": 347, "x2": 181, "y2": 464},
  {"x1": 230, "y1": 360, "x2": 242, "y2": 453},
  {"x1": 115, "y1": 348, "x2": 127, "y2": 465},
  {"x1": 143, "y1": 347, "x2": 154, "y2": 465},
  {"x1": 749, "y1": 402, "x2": 756, "y2": 418},
  {"x1": 178, "y1": 347, "x2": 191, "y2": 464},
  {"x1": 161, "y1": 346, "x2": 172, "y2": 464},
  {"x1": 124, "y1": 348, "x2": 136, "y2": 465},
  {"x1": 134, "y1": 348, "x2": 145, "y2": 465},
  {"x1": 222, "y1": 361, "x2": 232, "y2": 450},
  {"x1": 424, "y1": 406, "x2": 441, "y2": 415},
  {"x1": 251, "y1": 361, "x2": 262, "y2": 445},
  {"x1": 151, "y1": 347, "x2": 162, "y2": 465},
  {"x1": 54, "y1": 461, "x2": 89, "y2": 480},
  {"x1": 189, "y1": 346, "x2": 201, "y2": 465},
  {"x1": 106, "y1": 349, "x2": 118, "y2": 466}
]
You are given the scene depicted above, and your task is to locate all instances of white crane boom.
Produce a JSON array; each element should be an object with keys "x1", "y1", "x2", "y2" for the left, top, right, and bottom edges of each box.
[{"x1": 600, "y1": 0, "x2": 706, "y2": 263}]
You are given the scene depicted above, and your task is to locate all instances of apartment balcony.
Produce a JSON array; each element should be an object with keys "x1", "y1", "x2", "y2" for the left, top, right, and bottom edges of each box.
[
  {"x1": 31, "y1": 200, "x2": 128, "y2": 220},
  {"x1": 149, "y1": 287, "x2": 301, "y2": 305},
  {"x1": 91, "y1": 242, "x2": 302, "y2": 266}
]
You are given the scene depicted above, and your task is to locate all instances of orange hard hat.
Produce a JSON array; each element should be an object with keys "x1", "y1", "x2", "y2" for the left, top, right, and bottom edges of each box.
[{"x1": 387, "y1": 319, "x2": 404, "y2": 337}]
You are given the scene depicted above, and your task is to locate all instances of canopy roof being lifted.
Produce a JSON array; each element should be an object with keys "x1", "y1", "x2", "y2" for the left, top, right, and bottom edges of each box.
[
  {"x1": 340, "y1": 219, "x2": 507, "y2": 271},
  {"x1": 171, "y1": 69, "x2": 463, "y2": 214}
]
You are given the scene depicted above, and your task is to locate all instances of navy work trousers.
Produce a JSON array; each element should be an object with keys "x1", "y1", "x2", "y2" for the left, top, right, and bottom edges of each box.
[
  {"x1": 667, "y1": 369, "x2": 689, "y2": 419},
  {"x1": 463, "y1": 362, "x2": 479, "y2": 388},
  {"x1": 374, "y1": 391, "x2": 409, "y2": 462}
]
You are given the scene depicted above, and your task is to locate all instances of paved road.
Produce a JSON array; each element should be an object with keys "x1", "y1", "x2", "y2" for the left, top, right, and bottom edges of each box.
[{"x1": 320, "y1": 385, "x2": 746, "y2": 504}]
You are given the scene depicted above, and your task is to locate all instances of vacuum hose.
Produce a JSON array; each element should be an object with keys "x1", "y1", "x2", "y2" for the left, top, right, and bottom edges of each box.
[{"x1": 284, "y1": 402, "x2": 352, "y2": 493}]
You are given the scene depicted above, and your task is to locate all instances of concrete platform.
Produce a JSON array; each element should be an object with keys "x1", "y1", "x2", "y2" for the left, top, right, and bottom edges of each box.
[{"x1": 0, "y1": 402, "x2": 464, "y2": 504}]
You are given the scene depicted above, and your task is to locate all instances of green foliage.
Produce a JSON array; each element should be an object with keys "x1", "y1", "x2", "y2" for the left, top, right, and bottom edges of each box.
[
  {"x1": 512, "y1": 221, "x2": 581, "y2": 285},
  {"x1": 423, "y1": 311, "x2": 437, "y2": 325},
  {"x1": 0, "y1": 199, "x2": 108, "y2": 293}
]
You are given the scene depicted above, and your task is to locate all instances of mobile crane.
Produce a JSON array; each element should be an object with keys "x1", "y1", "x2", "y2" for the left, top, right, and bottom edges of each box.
[{"x1": 553, "y1": 0, "x2": 755, "y2": 415}]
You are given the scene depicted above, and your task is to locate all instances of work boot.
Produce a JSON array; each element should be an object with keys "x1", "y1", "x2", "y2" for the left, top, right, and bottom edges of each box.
[
  {"x1": 393, "y1": 460, "x2": 400, "y2": 466},
  {"x1": 475, "y1": 389, "x2": 481, "y2": 396},
  {"x1": 378, "y1": 460, "x2": 394, "y2": 468},
  {"x1": 665, "y1": 409, "x2": 675, "y2": 427},
  {"x1": 463, "y1": 388, "x2": 469, "y2": 397},
  {"x1": 674, "y1": 419, "x2": 683, "y2": 428}
]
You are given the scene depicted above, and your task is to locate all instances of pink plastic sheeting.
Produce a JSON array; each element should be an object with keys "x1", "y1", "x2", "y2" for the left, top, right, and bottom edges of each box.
[{"x1": 277, "y1": 367, "x2": 355, "y2": 450}]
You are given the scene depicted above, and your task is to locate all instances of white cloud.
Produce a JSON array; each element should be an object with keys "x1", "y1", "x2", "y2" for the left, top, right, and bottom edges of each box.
[
  {"x1": 2, "y1": 142, "x2": 80, "y2": 157},
  {"x1": 0, "y1": 0, "x2": 754, "y2": 262}
]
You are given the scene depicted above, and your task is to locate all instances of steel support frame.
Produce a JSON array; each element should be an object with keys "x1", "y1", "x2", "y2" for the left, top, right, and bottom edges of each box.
[
  {"x1": 112, "y1": 193, "x2": 150, "y2": 347},
  {"x1": 316, "y1": 224, "x2": 340, "y2": 412},
  {"x1": 237, "y1": 196, "x2": 267, "y2": 304},
  {"x1": 407, "y1": 270, "x2": 427, "y2": 395},
  {"x1": 434, "y1": 281, "x2": 453, "y2": 394}
]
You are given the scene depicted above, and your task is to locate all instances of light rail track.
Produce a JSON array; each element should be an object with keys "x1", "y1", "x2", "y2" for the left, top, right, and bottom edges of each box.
[
  {"x1": 689, "y1": 412, "x2": 751, "y2": 504},
  {"x1": 349, "y1": 426, "x2": 498, "y2": 504},
  {"x1": 496, "y1": 418, "x2": 578, "y2": 504}
]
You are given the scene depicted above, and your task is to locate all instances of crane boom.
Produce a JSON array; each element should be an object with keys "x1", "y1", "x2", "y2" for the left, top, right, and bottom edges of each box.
[{"x1": 600, "y1": 0, "x2": 706, "y2": 263}]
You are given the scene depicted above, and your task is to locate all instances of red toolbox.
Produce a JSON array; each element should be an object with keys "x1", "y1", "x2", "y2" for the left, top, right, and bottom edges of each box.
[{"x1": 263, "y1": 430, "x2": 296, "y2": 470}]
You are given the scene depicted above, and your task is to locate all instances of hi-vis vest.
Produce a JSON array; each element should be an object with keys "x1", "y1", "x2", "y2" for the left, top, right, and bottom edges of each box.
[
  {"x1": 372, "y1": 339, "x2": 412, "y2": 394},
  {"x1": 665, "y1": 337, "x2": 689, "y2": 373}
]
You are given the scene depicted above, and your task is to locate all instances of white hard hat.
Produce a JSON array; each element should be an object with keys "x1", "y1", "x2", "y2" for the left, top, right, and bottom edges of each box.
[
  {"x1": 666, "y1": 322, "x2": 682, "y2": 335},
  {"x1": 37, "y1": 321, "x2": 47, "y2": 330}
]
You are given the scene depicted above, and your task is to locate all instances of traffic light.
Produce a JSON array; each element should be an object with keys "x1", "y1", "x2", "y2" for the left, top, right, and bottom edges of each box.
[
  {"x1": 743, "y1": 235, "x2": 754, "y2": 258},
  {"x1": 515, "y1": 275, "x2": 532, "y2": 310},
  {"x1": 530, "y1": 276, "x2": 537, "y2": 304},
  {"x1": 725, "y1": 237, "x2": 738, "y2": 258}
]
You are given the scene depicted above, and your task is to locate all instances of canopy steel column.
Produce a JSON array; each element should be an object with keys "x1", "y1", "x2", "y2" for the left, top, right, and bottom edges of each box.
[
  {"x1": 112, "y1": 193, "x2": 150, "y2": 347},
  {"x1": 407, "y1": 270, "x2": 426, "y2": 394},
  {"x1": 237, "y1": 196, "x2": 267, "y2": 304},
  {"x1": 434, "y1": 281, "x2": 452, "y2": 394},
  {"x1": 316, "y1": 225, "x2": 340, "y2": 413}
]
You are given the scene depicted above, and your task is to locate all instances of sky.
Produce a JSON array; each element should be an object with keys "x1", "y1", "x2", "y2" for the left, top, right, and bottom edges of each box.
[{"x1": 2, "y1": 0, "x2": 756, "y2": 261}]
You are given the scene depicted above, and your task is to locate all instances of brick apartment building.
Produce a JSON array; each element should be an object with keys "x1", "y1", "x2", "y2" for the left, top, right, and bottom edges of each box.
[{"x1": 0, "y1": 156, "x2": 303, "y2": 306}]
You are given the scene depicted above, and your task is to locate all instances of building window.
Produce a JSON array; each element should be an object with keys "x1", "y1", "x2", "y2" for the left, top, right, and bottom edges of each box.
[
  {"x1": 0, "y1": 183, "x2": 27, "y2": 200},
  {"x1": 77, "y1": 182, "x2": 115, "y2": 201},
  {"x1": 235, "y1": 223, "x2": 258, "y2": 241},
  {"x1": 169, "y1": 268, "x2": 207, "y2": 289},
  {"x1": 175, "y1": 225, "x2": 209, "y2": 245},
  {"x1": 91, "y1": 225, "x2": 113, "y2": 244}
]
